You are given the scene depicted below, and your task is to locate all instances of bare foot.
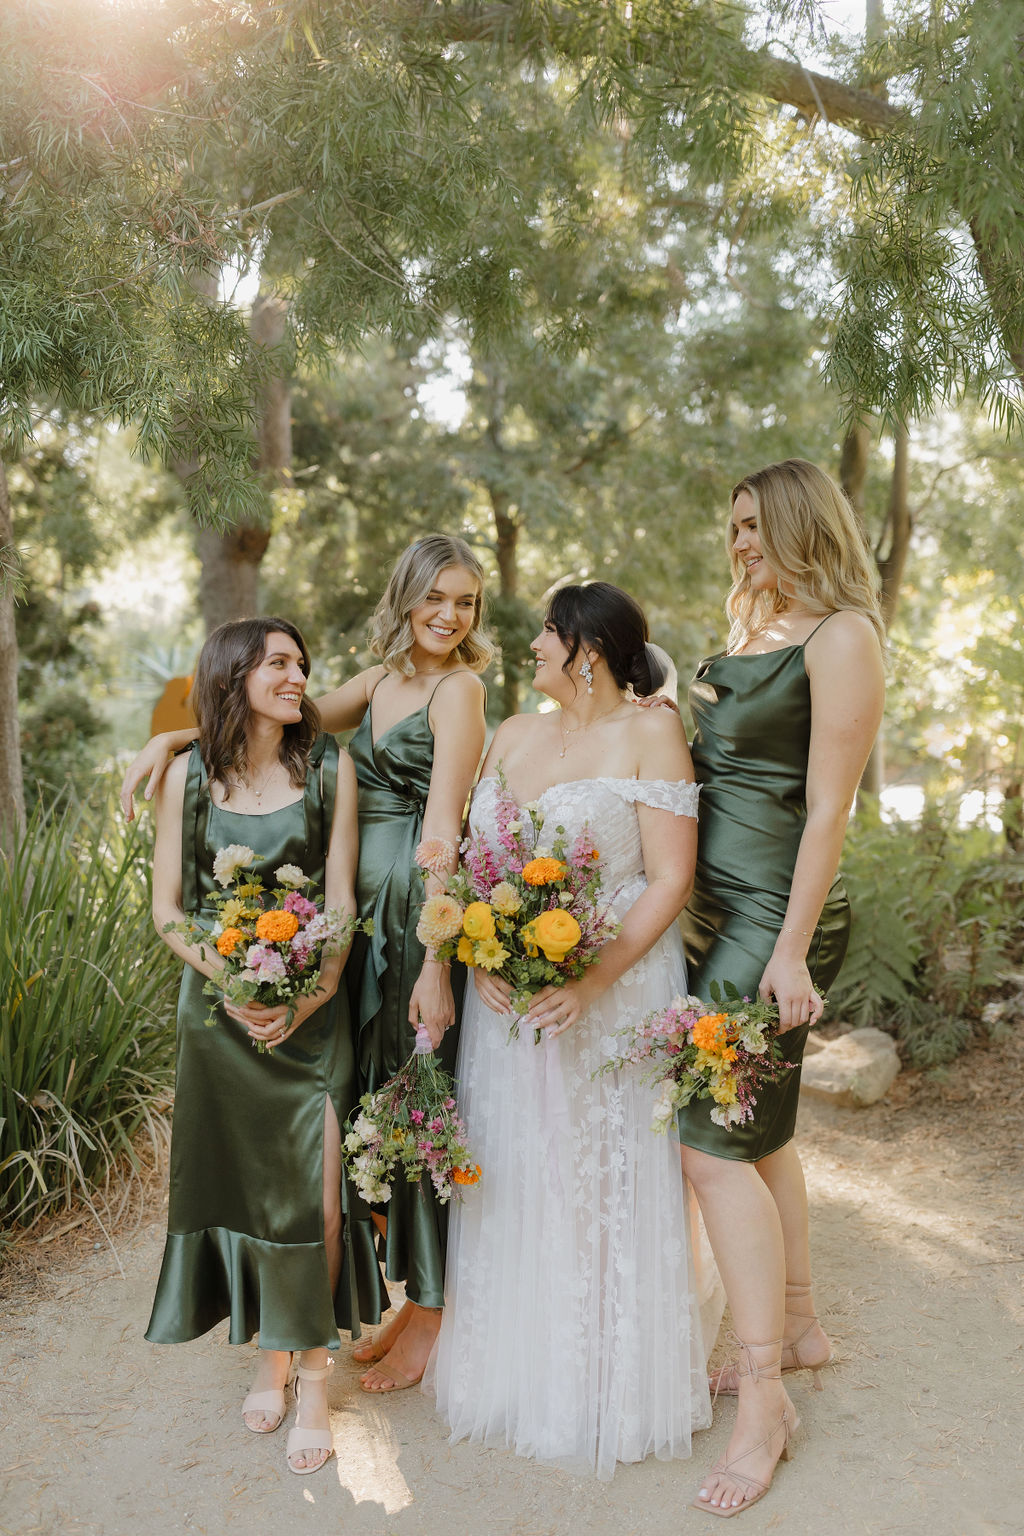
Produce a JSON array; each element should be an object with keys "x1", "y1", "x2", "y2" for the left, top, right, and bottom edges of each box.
[
  {"x1": 695, "y1": 1379, "x2": 798, "y2": 1514},
  {"x1": 242, "y1": 1348, "x2": 292, "y2": 1433},
  {"x1": 360, "y1": 1303, "x2": 441, "y2": 1393},
  {"x1": 351, "y1": 1302, "x2": 413, "y2": 1365}
]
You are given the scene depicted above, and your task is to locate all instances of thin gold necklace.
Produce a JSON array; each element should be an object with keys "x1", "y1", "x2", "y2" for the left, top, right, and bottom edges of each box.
[
  {"x1": 558, "y1": 700, "x2": 624, "y2": 759},
  {"x1": 232, "y1": 763, "x2": 278, "y2": 804}
]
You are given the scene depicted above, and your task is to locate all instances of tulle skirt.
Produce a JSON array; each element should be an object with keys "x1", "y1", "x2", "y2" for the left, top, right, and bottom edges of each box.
[{"x1": 427, "y1": 926, "x2": 714, "y2": 1481}]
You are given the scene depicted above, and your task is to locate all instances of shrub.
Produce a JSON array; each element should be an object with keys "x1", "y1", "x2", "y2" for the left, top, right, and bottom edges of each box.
[
  {"x1": 831, "y1": 808, "x2": 1024, "y2": 1066},
  {"x1": 0, "y1": 792, "x2": 178, "y2": 1231}
]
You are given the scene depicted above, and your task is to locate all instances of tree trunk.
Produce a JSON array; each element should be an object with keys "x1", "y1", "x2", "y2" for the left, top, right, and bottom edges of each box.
[
  {"x1": 479, "y1": 362, "x2": 524, "y2": 718},
  {"x1": 839, "y1": 419, "x2": 871, "y2": 515},
  {"x1": 188, "y1": 287, "x2": 291, "y2": 633},
  {"x1": 0, "y1": 461, "x2": 26, "y2": 851},
  {"x1": 876, "y1": 424, "x2": 911, "y2": 628},
  {"x1": 492, "y1": 491, "x2": 521, "y2": 719}
]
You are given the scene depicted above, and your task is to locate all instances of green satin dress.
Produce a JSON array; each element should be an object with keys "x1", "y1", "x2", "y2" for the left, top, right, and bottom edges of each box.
[
  {"x1": 677, "y1": 630, "x2": 850, "y2": 1162},
  {"x1": 146, "y1": 735, "x2": 386, "y2": 1350},
  {"x1": 346, "y1": 683, "x2": 464, "y2": 1312}
]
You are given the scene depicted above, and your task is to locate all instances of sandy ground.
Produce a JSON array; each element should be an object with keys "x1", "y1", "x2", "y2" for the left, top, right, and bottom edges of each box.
[{"x1": 2, "y1": 1038, "x2": 1022, "y2": 1536}]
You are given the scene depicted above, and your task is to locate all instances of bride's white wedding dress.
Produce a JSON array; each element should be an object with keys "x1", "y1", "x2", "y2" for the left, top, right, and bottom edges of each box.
[{"x1": 428, "y1": 776, "x2": 713, "y2": 1480}]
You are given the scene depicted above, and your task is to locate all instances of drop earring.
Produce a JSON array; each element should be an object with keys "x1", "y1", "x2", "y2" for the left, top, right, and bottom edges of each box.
[{"x1": 580, "y1": 657, "x2": 594, "y2": 695}]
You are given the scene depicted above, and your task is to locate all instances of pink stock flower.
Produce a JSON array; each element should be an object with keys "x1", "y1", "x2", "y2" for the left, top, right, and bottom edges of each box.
[{"x1": 284, "y1": 892, "x2": 318, "y2": 921}]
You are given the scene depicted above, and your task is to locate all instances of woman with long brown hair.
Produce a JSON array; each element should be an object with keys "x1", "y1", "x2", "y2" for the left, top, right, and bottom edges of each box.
[
  {"x1": 147, "y1": 616, "x2": 369, "y2": 1475},
  {"x1": 125, "y1": 536, "x2": 491, "y2": 1392}
]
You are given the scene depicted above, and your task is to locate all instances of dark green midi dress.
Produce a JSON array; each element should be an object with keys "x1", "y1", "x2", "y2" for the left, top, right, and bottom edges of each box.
[
  {"x1": 677, "y1": 628, "x2": 850, "y2": 1162},
  {"x1": 345, "y1": 680, "x2": 465, "y2": 1312},
  {"x1": 146, "y1": 735, "x2": 385, "y2": 1350}
]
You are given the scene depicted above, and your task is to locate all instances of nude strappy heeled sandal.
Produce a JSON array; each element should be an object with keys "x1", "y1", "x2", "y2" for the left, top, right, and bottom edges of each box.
[
  {"x1": 241, "y1": 1353, "x2": 294, "y2": 1433},
  {"x1": 286, "y1": 1359, "x2": 334, "y2": 1475},
  {"x1": 694, "y1": 1337, "x2": 800, "y2": 1519},
  {"x1": 709, "y1": 1283, "x2": 833, "y2": 1395}
]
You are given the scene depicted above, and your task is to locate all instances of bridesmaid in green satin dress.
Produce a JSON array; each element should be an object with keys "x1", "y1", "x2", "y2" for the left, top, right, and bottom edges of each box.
[
  {"x1": 122, "y1": 537, "x2": 491, "y2": 1393},
  {"x1": 677, "y1": 461, "x2": 885, "y2": 1520},
  {"x1": 147, "y1": 617, "x2": 372, "y2": 1476}
]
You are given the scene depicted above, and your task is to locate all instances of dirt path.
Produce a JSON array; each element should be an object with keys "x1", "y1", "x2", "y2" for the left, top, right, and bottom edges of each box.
[{"x1": 2, "y1": 1039, "x2": 1021, "y2": 1536}]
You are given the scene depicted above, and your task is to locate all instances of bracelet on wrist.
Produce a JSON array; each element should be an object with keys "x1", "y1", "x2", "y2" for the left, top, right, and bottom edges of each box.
[{"x1": 781, "y1": 925, "x2": 815, "y2": 937}]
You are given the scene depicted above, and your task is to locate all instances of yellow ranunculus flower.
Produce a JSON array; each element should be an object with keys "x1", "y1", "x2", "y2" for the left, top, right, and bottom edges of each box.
[
  {"x1": 457, "y1": 935, "x2": 476, "y2": 966},
  {"x1": 711, "y1": 1078, "x2": 739, "y2": 1106},
  {"x1": 462, "y1": 902, "x2": 496, "y2": 941},
  {"x1": 521, "y1": 919, "x2": 540, "y2": 957},
  {"x1": 531, "y1": 908, "x2": 582, "y2": 962}
]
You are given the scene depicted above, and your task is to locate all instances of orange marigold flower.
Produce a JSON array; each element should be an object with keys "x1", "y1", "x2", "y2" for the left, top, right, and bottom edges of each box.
[
  {"x1": 216, "y1": 927, "x2": 245, "y2": 957},
  {"x1": 255, "y1": 909, "x2": 300, "y2": 943},
  {"x1": 521, "y1": 857, "x2": 567, "y2": 885},
  {"x1": 453, "y1": 1164, "x2": 482, "y2": 1185},
  {"x1": 691, "y1": 1013, "x2": 729, "y2": 1052}
]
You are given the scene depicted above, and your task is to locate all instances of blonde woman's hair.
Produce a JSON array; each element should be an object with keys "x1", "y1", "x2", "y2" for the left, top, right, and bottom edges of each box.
[
  {"x1": 368, "y1": 534, "x2": 494, "y2": 675},
  {"x1": 726, "y1": 458, "x2": 886, "y2": 652}
]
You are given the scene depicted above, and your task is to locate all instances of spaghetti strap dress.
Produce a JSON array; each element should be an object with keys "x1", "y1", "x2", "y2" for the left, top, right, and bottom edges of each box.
[
  {"x1": 345, "y1": 673, "x2": 471, "y2": 1311},
  {"x1": 146, "y1": 735, "x2": 384, "y2": 1350},
  {"x1": 676, "y1": 619, "x2": 851, "y2": 1162}
]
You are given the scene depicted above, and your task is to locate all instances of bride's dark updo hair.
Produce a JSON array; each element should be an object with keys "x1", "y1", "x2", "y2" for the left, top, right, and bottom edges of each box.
[{"x1": 545, "y1": 582, "x2": 667, "y2": 698}]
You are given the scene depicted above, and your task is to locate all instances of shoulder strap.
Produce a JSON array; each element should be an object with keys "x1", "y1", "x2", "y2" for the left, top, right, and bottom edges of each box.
[
  {"x1": 804, "y1": 611, "x2": 840, "y2": 644},
  {"x1": 180, "y1": 743, "x2": 207, "y2": 916},
  {"x1": 426, "y1": 669, "x2": 485, "y2": 707},
  {"x1": 305, "y1": 733, "x2": 339, "y2": 857}
]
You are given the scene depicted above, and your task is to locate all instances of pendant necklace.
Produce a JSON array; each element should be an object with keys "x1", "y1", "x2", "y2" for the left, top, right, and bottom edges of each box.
[{"x1": 558, "y1": 701, "x2": 624, "y2": 759}]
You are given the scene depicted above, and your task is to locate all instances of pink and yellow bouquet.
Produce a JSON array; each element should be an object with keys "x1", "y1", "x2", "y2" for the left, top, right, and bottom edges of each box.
[
  {"x1": 168, "y1": 843, "x2": 365, "y2": 1048},
  {"x1": 414, "y1": 769, "x2": 621, "y2": 1039},
  {"x1": 601, "y1": 982, "x2": 797, "y2": 1131},
  {"x1": 343, "y1": 1029, "x2": 480, "y2": 1205}
]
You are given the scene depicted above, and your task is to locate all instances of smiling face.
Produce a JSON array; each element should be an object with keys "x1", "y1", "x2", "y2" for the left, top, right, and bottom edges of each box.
[
  {"x1": 529, "y1": 618, "x2": 574, "y2": 699},
  {"x1": 407, "y1": 564, "x2": 480, "y2": 667},
  {"x1": 729, "y1": 489, "x2": 781, "y2": 594},
  {"x1": 244, "y1": 631, "x2": 308, "y2": 724}
]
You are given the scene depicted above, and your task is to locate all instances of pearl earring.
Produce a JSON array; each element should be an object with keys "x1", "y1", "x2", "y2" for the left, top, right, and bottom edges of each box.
[{"x1": 580, "y1": 658, "x2": 594, "y2": 695}]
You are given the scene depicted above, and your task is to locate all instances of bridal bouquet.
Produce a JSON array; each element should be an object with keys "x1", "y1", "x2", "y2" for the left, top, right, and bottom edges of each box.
[
  {"x1": 168, "y1": 844, "x2": 366, "y2": 1048},
  {"x1": 343, "y1": 1029, "x2": 481, "y2": 1205},
  {"x1": 413, "y1": 769, "x2": 621, "y2": 1040},
  {"x1": 601, "y1": 982, "x2": 797, "y2": 1131}
]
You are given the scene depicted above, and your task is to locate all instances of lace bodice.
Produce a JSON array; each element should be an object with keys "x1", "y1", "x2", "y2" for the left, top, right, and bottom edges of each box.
[{"x1": 469, "y1": 776, "x2": 700, "y2": 914}]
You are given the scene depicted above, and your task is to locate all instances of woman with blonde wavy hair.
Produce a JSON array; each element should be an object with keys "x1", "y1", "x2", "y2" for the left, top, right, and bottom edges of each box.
[
  {"x1": 672, "y1": 459, "x2": 885, "y2": 1518},
  {"x1": 122, "y1": 535, "x2": 491, "y2": 1394}
]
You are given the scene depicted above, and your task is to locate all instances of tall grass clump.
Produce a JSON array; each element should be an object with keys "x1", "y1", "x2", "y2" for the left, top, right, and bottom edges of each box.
[
  {"x1": 0, "y1": 794, "x2": 178, "y2": 1232},
  {"x1": 830, "y1": 806, "x2": 1024, "y2": 1066}
]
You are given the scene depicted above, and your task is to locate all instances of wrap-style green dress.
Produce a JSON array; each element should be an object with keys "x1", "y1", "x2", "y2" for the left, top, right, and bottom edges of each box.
[
  {"x1": 345, "y1": 675, "x2": 468, "y2": 1312},
  {"x1": 677, "y1": 621, "x2": 850, "y2": 1162},
  {"x1": 146, "y1": 735, "x2": 385, "y2": 1350}
]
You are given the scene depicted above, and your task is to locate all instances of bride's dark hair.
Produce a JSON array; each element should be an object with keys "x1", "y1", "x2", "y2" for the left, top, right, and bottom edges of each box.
[
  {"x1": 545, "y1": 582, "x2": 667, "y2": 698},
  {"x1": 191, "y1": 617, "x2": 321, "y2": 798}
]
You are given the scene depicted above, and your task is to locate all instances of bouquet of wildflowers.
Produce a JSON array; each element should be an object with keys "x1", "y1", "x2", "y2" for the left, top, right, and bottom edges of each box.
[
  {"x1": 414, "y1": 768, "x2": 621, "y2": 1040},
  {"x1": 168, "y1": 843, "x2": 366, "y2": 1049},
  {"x1": 600, "y1": 982, "x2": 797, "y2": 1131},
  {"x1": 342, "y1": 1029, "x2": 480, "y2": 1205}
]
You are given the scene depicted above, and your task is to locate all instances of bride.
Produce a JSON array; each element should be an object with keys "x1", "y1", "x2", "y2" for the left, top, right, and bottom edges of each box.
[{"x1": 429, "y1": 582, "x2": 712, "y2": 1480}]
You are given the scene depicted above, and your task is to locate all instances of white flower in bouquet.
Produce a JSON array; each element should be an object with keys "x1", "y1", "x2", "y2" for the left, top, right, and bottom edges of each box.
[
  {"x1": 352, "y1": 1112, "x2": 377, "y2": 1141},
  {"x1": 711, "y1": 1101, "x2": 745, "y2": 1129},
  {"x1": 651, "y1": 1080, "x2": 678, "y2": 1132},
  {"x1": 343, "y1": 1131, "x2": 363, "y2": 1154},
  {"x1": 212, "y1": 844, "x2": 256, "y2": 887},
  {"x1": 275, "y1": 863, "x2": 307, "y2": 888}
]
